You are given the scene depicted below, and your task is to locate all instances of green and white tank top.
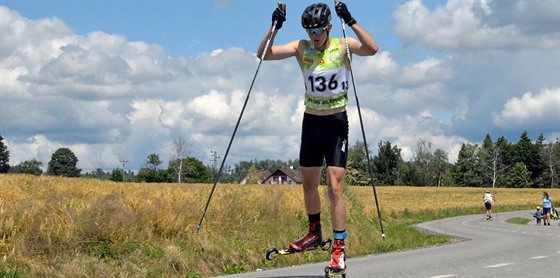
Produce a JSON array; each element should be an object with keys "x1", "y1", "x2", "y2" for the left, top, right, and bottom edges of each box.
[{"x1": 302, "y1": 38, "x2": 349, "y2": 110}]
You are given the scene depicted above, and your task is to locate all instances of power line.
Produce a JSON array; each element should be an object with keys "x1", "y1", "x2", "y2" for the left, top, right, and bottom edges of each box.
[
  {"x1": 209, "y1": 151, "x2": 220, "y2": 180},
  {"x1": 119, "y1": 160, "x2": 128, "y2": 182}
]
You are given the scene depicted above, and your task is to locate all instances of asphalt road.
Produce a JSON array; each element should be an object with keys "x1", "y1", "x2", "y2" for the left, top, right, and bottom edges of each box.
[{"x1": 220, "y1": 210, "x2": 560, "y2": 278}]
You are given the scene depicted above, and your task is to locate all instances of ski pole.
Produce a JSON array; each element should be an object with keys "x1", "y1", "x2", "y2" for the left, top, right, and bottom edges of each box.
[
  {"x1": 334, "y1": 0, "x2": 386, "y2": 241},
  {"x1": 197, "y1": 3, "x2": 285, "y2": 233},
  {"x1": 494, "y1": 199, "x2": 498, "y2": 220}
]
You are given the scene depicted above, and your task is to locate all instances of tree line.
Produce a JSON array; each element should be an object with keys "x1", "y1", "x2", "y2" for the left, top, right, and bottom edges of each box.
[{"x1": 0, "y1": 131, "x2": 558, "y2": 188}]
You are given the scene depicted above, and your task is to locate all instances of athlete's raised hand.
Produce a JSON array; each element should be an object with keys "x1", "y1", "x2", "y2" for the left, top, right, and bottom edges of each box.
[
  {"x1": 335, "y1": 1, "x2": 356, "y2": 26},
  {"x1": 272, "y1": 3, "x2": 286, "y2": 29}
]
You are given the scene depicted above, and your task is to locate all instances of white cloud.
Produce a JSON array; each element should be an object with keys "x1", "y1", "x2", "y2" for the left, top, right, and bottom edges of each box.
[
  {"x1": 1, "y1": 2, "x2": 558, "y2": 174},
  {"x1": 493, "y1": 88, "x2": 560, "y2": 130},
  {"x1": 393, "y1": 0, "x2": 559, "y2": 51},
  {"x1": 400, "y1": 57, "x2": 454, "y2": 84}
]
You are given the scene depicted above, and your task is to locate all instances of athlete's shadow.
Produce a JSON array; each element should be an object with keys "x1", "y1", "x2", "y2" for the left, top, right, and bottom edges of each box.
[{"x1": 266, "y1": 276, "x2": 324, "y2": 278}]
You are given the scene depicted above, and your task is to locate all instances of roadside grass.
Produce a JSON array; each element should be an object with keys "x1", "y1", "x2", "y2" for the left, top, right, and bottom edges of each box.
[
  {"x1": 1, "y1": 174, "x2": 557, "y2": 277},
  {"x1": 506, "y1": 217, "x2": 532, "y2": 225}
]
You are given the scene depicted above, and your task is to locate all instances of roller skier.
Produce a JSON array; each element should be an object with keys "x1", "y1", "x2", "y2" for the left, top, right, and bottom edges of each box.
[{"x1": 257, "y1": 2, "x2": 378, "y2": 276}]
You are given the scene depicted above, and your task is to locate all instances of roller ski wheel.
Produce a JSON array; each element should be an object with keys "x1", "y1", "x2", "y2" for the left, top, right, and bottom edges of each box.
[
  {"x1": 265, "y1": 238, "x2": 332, "y2": 261},
  {"x1": 324, "y1": 266, "x2": 346, "y2": 278}
]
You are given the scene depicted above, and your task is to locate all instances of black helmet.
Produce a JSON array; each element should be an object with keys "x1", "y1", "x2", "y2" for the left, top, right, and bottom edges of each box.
[{"x1": 301, "y1": 3, "x2": 331, "y2": 29}]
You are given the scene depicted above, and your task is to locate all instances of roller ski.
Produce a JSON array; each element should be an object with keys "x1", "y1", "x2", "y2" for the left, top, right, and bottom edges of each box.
[
  {"x1": 486, "y1": 214, "x2": 492, "y2": 221},
  {"x1": 266, "y1": 238, "x2": 332, "y2": 260},
  {"x1": 325, "y1": 266, "x2": 346, "y2": 278},
  {"x1": 324, "y1": 239, "x2": 346, "y2": 277},
  {"x1": 266, "y1": 223, "x2": 332, "y2": 260}
]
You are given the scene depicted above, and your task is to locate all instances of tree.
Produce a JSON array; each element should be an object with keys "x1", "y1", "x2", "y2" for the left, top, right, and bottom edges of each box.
[
  {"x1": 513, "y1": 132, "x2": 545, "y2": 187},
  {"x1": 9, "y1": 159, "x2": 43, "y2": 175},
  {"x1": 479, "y1": 134, "x2": 507, "y2": 188},
  {"x1": 410, "y1": 140, "x2": 431, "y2": 186},
  {"x1": 137, "y1": 153, "x2": 170, "y2": 183},
  {"x1": 170, "y1": 134, "x2": 190, "y2": 183},
  {"x1": 47, "y1": 148, "x2": 81, "y2": 177},
  {"x1": 451, "y1": 143, "x2": 483, "y2": 187},
  {"x1": 495, "y1": 136, "x2": 514, "y2": 186},
  {"x1": 542, "y1": 138, "x2": 560, "y2": 188},
  {"x1": 411, "y1": 140, "x2": 447, "y2": 186},
  {"x1": 110, "y1": 169, "x2": 123, "y2": 182},
  {"x1": 83, "y1": 168, "x2": 111, "y2": 180},
  {"x1": 245, "y1": 164, "x2": 260, "y2": 184},
  {"x1": 136, "y1": 167, "x2": 171, "y2": 183},
  {"x1": 433, "y1": 148, "x2": 449, "y2": 187},
  {"x1": 146, "y1": 153, "x2": 163, "y2": 170},
  {"x1": 505, "y1": 162, "x2": 531, "y2": 188},
  {"x1": 185, "y1": 157, "x2": 212, "y2": 183},
  {"x1": 373, "y1": 141, "x2": 402, "y2": 185},
  {"x1": 168, "y1": 157, "x2": 212, "y2": 183},
  {"x1": 0, "y1": 135, "x2": 10, "y2": 173},
  {"x1": 346, "y1": 140, "x2": 370, "y2": 185}
]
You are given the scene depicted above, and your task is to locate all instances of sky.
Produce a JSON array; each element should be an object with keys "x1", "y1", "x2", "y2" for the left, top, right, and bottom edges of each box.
[{"x1": 1, "y1": 0, "x2": 559, "y2": 173}]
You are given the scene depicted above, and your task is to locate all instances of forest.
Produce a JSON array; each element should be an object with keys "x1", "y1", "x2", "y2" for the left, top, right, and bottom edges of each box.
[{"x1": 1, "y1": 131, "x2": 558, "y2": 188}]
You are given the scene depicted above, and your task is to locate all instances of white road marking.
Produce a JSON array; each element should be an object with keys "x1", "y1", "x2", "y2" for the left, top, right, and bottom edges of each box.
[
  {"x1": 529, "y1": 256, "x2": 549, "y2": 259},
  {"x1": 429, "y1": 275, "x2": 457, "y2": 278},
  {"x1": 484, "y1": 263, "x2": 514, "y2": 268}
]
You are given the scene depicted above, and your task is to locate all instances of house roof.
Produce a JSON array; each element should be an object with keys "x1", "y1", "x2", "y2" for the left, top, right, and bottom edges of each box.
[
  {"x1": 239, "y1": 169, "x2": 271, "y2": 184},
  {"x1": 266, "y1": 168, "x2": 302, "y2": 183},
  {"x1": 257, "y1": 169, "x2": 272, "y2": 181}
]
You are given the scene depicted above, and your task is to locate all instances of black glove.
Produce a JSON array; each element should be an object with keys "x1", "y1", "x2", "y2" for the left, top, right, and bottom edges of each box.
[
  {"x1": 272, "y1": 5, "x2": 286, "y2": 30},
  {"x1": 335, "y1": 2, "x2": 356, "y2": 27}
]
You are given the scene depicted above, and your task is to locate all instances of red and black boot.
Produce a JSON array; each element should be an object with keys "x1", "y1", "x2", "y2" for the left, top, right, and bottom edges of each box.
[
  {"x1": 289, "y1": 222, "x2": 322, "y2": 251},
  {"x1": 325, "y1": 239, "x2": 346, "y2": 277}
]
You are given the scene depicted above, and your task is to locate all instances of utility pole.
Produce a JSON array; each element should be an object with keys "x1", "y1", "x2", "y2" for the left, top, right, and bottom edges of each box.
[
  {"x1": 209, "y1": 150, "x2": 219, "y2": 180},
  {"x1": 119, "y1": 160, "x2": 128, "y2": 182}
]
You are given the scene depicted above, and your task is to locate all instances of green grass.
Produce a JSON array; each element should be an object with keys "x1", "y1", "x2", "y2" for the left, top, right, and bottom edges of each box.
[
  {"x1": 506, "y1": 217, "x2": 532, "y2": 225},
  {"x1": 0, "y1": 264, "x2": 21, "y2": 278}
]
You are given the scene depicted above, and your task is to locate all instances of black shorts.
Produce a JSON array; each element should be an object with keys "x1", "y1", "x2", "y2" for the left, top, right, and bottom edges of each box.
[{"x1": 299, "y1": 111, "x2": 349, "y2": 168}]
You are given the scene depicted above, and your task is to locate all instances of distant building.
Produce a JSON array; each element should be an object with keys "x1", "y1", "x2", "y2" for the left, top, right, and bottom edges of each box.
[
  {"x1": 239, "y1": 169, "x2": 271, "y2": 185},
  {"x1": 261, "y1": 168, "x2": 302, "y2": 185}
]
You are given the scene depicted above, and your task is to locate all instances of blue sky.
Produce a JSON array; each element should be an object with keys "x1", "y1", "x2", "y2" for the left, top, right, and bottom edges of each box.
[
  {"x1": 1, "y1": 0, "x2": 559, "y2": 173},
  {"x1": 3, "y1": 0, "x2": 424, "y2": 57}
]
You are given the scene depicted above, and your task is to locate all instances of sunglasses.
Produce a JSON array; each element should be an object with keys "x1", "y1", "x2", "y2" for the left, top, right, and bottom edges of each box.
[{"x1": 306, "y1": 27, "x2": 327, "y2": 36}]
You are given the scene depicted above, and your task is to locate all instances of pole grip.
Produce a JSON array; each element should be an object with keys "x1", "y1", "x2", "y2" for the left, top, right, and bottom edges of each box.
[
  {"x1": 334, "y1": 0, "x2": 346, "y2": 26},
  {"x1": 278, "y1": 2, "x2": 286, "y2": 13}
]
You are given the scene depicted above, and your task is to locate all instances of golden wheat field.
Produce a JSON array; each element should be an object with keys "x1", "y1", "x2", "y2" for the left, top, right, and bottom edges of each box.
[{"x1": 0, "y1": 174, "x2": 557, "y2": 277}]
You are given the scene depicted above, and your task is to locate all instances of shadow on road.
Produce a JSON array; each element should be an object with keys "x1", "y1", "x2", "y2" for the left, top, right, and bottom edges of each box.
[{"x1": 259, "y1": 276, "x2": 324, "y2": 278}]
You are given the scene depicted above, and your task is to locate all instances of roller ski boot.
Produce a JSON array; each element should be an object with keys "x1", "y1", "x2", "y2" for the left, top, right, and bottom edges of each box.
[
  {"x1": 324, "y1": 239, "x2": 346, "y2": 277},
  {"x1": 486, "y1": 214, "x2": 492, "y2": 221},
  {"x1": 266, "y1": 224, "x2": 332, "y2": 260}
]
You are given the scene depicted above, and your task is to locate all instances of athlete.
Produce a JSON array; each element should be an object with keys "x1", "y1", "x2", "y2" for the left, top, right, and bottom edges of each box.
[
  {"x1": 257, "y1": 1, "x2": 378, "y2": 273},
  {"x1": 483, "y1": 189, "x2": 496, "y2": 220}
]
